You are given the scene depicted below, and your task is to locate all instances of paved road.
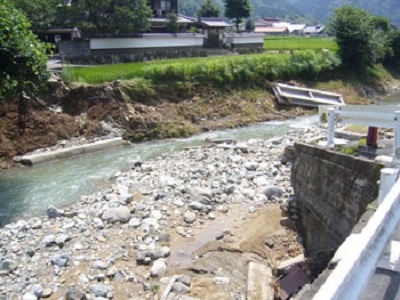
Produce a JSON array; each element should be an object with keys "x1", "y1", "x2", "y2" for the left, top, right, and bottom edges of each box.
[{"x1": 362, "y1": 267, "x2": 400, "y2": 300}]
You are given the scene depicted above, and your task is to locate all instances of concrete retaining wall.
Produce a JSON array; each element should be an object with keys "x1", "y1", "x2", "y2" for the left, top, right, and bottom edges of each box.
[
  {"x1": 20, "y1": 138, "x2": 124, "y2": 165},
  {"x1": 291, "y1": 143, "x2": 383, "y2": 274}
]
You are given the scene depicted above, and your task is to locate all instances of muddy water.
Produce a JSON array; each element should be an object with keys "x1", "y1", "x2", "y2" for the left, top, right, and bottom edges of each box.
[{"x1": 0, "y1": 116, "x2": 318, "y2": 225}]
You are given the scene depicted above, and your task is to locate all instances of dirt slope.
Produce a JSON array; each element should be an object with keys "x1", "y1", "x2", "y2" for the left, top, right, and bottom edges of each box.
[{"x1": 0, "y1": 80, "x2": 367, "y2": 170}]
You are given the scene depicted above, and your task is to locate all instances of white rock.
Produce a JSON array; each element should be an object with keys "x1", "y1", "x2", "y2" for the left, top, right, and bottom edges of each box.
[
  {"x1": 78, "y1": 274, "x2": 89, "y2": 284},
  {"x1": 150, "y1": 259, "x2": 167, "y2": 277},
  {"x1": 183, "y1": 211, "x2": 197, "y2": 223},
  {"x1": 150, "y1": 210, "x2": 162, "y2": 220},
  {"x1": 22, "y1": 293, "x2": 37, "y2": 300},
  {"x1": 128, "y1": 218, "x2": 141, "y2": 228},
  {"x1": 101, "y1": 206, "x2": 131, "y2": 223},
  {"x1": 213, "y1": 277, "x2": 230, "y2": 285},
  {"x1": 92, "y1": 217, "x2": 104, "y2": 229}
]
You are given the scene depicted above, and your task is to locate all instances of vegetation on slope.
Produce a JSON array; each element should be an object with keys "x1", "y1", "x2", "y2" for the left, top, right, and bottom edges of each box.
[{"x1": 62, "y1": 50, "x2": 340, "y2": 85}]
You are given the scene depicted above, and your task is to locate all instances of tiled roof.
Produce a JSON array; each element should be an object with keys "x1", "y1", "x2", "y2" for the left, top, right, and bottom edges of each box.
[
  {"x1": 149, "y1": 17, "x2": 194, "y2": 24},
  {"x1": 198, "y1": 17, "x2": 232, "y2": 27},
  {"x1": 254, "y1": 26, "x2": 288, "y2": 33}
]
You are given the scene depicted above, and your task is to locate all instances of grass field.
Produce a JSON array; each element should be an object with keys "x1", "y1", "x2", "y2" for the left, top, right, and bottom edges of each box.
[
  {"x1": 62, "y1": 56, "x2": 217, "y2": 84},
  {"x1": 62, "y1": 36, "x2": 340, "y2": 84},
  {"x1": 264, "y1": 36, "x2": 338, "y2": 51}
]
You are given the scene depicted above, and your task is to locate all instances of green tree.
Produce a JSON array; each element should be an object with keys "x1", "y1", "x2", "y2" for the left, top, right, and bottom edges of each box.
[
  {"x1": 82, "y1": 0, "x2": 152, "y2": 34},
  {"x1": 245, "y1": 18, "x2": 255, "y2": 32},
  {"x1": 112, "y1": 0, "x2": 152, "y2": 34},
  {"x1": 328, "y1": 5, "x2": 387, "y2": 72},
  {"x1": 224, "y1": 0, "x2": 252, "y2": 32},
  {"x1": 166, "y1": 12, "x2": 179, "y2": 33},
  {"x1": 385, "y1": 30, "x2": 400, "y2": 63},
  {"x1": 198, "y1": 0, "x2": 221, "y2": 17},
  {"x1": 179, "y1": 0, "x2": 200, "y2": 17},
  {"x1": 0, "y1": 0, "x2": 49, "y2": 101},
  {"x1": 13, "y1": 0, "x2": 59, "y2": 30},
  {"x1": 372, "y1": 16, "x2": 391, "y2": 33}
]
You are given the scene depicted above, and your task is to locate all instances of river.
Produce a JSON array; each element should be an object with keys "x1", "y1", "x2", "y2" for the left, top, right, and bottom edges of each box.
[
  {"x1": 0, "y1": 115, "x2": 319, "y2": 226},
  {"x1": 3, "y1": 87, "x2": 400, "y2": 226}
]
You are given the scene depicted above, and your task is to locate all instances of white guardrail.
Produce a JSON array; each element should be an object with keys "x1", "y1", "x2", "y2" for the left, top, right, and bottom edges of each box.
[
  {"x1": 315, "y1": 104, "x2": 400, "y2": 299},
  {"x1": 319, "y1": 105, "x2": 400, "y2": 155},
  {"x1": 313, "y1": 168, "x2": 400, "y2": 299}
]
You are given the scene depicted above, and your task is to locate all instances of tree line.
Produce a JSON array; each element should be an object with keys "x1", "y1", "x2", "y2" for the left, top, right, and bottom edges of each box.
[{"x1": 11, "y1": 0, "x2": 251, "y2": 35}]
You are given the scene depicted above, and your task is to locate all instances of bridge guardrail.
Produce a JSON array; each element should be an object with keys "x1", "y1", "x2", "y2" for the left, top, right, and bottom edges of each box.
[
  {"x1": 313, "y1": 169, "x2": 400, "y2": 300},
  {"x1": 319, "y1": 105, "x2": 400, "y2": 155}
]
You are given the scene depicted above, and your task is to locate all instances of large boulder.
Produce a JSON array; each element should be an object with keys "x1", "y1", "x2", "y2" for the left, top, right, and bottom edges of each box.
[
  {"x1": 101, "y1": 206, "x2": 131, "y2": 223},
  {"x1": 150, "y1": 259, "x2": 167, "y2": 277},
  {"x1": 262, "y1": 186, "x2": 284, "y2": 198}
]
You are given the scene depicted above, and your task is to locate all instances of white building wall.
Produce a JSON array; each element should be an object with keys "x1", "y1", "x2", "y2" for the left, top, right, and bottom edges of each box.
[
  {"x1": 90, "y1": 37, "x2": 204, "y2": 50},
  {"x1": 232, "y1": 36, "x2": 263, "y2": 45}
]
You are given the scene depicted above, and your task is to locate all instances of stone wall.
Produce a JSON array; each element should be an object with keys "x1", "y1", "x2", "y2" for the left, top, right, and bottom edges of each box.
[
  {"x1": 291, "y1": 143, "x2": 382, "y2": 274},
  {"x1": 58, "y1": 40, "x2": 91, "y2": 59}
]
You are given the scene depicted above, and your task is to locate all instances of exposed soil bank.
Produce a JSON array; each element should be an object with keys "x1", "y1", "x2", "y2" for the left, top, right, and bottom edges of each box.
[{"x1": 0, "y1": 76, "x2": 389, "y2": 170}]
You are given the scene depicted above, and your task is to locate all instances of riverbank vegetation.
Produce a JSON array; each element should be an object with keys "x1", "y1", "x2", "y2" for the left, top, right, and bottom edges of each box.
[{"x1": 62, "y1": 50, "x2": 341, "y2": 85}]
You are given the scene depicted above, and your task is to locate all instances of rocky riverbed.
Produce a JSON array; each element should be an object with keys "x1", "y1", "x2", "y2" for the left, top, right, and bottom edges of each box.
[{"x1": 0, "y1": 126, "x2": 326, "y2": 300}]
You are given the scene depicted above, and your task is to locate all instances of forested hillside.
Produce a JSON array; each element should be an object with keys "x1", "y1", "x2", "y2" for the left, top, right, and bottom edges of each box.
[
  {"x1": 179, "y1": 0, "x2": 313, "y2": 23},
  {"x1": 290, "y1": 0, "x2": 399, "y2": 23},
  {"x1": 179, "y1": 0, "x2": 400, "y2": 24}
]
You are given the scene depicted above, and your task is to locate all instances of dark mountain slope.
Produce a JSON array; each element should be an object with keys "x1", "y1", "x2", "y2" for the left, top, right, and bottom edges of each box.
[{"x1": 179, "y1": 0, "x2": 400, "y2": 24}]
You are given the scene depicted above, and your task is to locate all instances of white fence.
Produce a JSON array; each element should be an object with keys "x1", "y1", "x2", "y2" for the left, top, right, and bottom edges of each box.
[
  {"x1": 224, "y1": 33, "x2": 264, "y2": 45},
  {"x1": 319, "y1": 105, "x2": 400, "y2": 155}
]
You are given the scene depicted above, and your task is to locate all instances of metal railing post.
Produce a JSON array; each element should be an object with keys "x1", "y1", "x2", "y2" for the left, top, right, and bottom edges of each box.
[
  {"x1": 326, "y1": 107, "x2": 335, "y2": 147},
  {"x1": 378, "y1": 168, "x2": 400, "y2": 257},
  {"x1": 378, "y1": 168, "x2": 400, "y2": 204},
  {"x1": 394, "y1": 111, "x2": 400, "y2": 156}
]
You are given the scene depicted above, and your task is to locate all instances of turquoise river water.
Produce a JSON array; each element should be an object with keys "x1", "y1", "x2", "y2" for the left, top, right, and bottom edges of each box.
[{"x1": 0, "y1": 115, "x2": 319, "y2": 225}]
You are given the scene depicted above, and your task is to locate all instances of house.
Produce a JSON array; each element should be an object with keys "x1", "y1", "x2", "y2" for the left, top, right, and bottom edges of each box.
[
  {"x1": 254, "y1": 18, "x2": 284, "y2": 28},
  {"x1": 287, "y1": 24, "x2": 306, "y2": 35},
  {"x1": 58, "y1": 0, "x2": 260, "y2": 61},
  {"x1": 148, "y1": 14, "x2": 194, "y2": 32},
  {"x1": 254, "y1": 26, "x2": 288, "y2": 35},
  {"x1": 272, "y1": 22, "x2": 291, "y2": 28},
  {"x1": 256, "y1": 18, "x2": 281, "y2": 25},
  {"x1": 36, "y1": 28, "x2": 80, "y2": 44},
  {"x1": 197, "y1": 17, "x2": 232, "y2": 48},
  {"x1": 254, "y1": 19, "x2": 305, "y2": 35},
  {"x1": 148, "y1": 0, "x2": 178, "y2": 17},
  {"x1": 303, "y1": 25, "x2": 325, "y2": 36}
]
